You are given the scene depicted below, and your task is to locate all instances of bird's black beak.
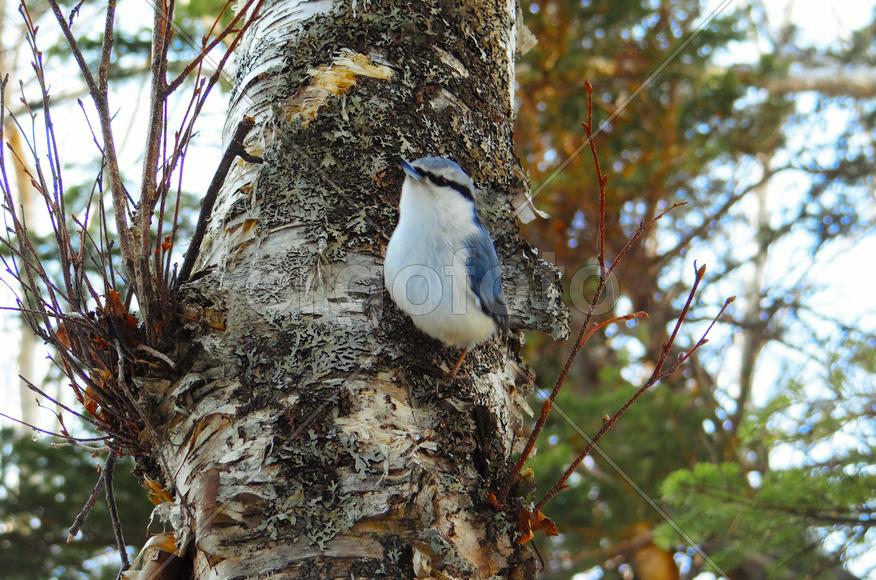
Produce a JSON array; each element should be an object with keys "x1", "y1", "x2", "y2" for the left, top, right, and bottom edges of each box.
[{"x1": 400, "y1": 159, "x2": 421, "y2": 181}]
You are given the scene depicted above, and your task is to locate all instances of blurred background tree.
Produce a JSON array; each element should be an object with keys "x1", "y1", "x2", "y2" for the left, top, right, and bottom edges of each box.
[
  {"x1": 515, "y1": 0, "x2": 875, "y2": 578},
  {"x1": 0, "y1": 0, "x2": 873, "y2": 578}
]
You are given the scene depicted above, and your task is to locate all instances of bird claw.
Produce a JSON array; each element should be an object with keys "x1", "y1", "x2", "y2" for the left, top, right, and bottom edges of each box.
[{"x1": 447, "y1": 349, "x2": 468, "y2": 380}]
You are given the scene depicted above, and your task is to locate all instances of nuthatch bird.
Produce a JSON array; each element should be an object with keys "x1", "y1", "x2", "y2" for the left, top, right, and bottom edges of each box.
[{"x1": 384, "y1": 156, "x2": 509, "y2": 377}]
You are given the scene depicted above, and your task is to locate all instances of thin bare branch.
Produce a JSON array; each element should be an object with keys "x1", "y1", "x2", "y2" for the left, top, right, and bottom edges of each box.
[
  {"x1": 102, "y1": 451, "x2": 130, "y2": 571},
  {"x1": 0, "y1": 410, "x2": 109, "y2": 442},
  {"x1": 19, "y1": 374, "x2": 102, "y2": 429},
  {"x1": 583, "y1": 81, "x2": 607, "y2": 279},
  {"x1": 165, "y1": 0, "x2": 246, "y2": 94},
  {"x1": 175, "y1": 115, "x2": 260, "y2": 287},
  {"x1": 43, "y1": 1, "x2": 98, "y2": 95},
  {"x1": 46, "y1": 0, "x2": 136, "y2": 282},
  {"x1": 67, "y1": 453, "x2": 110, "y2": 543},
  {"x1": 534, "y1": 267, "x2": 731, "y2": 510},
  {"x1": 138, "y1": 0, "x2": 171, "y2": 259},
  {"x1": 495, "y1": 85, "x2": 682, "y2": 505},
  {"x1": 97, "y1": 0, "x2": 117, "y2": 93}
]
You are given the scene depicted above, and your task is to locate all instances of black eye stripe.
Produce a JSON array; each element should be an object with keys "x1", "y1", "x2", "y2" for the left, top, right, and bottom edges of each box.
[{"x1": 418, "y1": 169, "x2": 475, "y2": 202}]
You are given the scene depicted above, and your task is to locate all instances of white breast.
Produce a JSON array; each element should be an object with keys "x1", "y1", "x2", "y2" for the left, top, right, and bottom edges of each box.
[{"x1": 384, "y1": 185, "x2": 498, "y2": 348}]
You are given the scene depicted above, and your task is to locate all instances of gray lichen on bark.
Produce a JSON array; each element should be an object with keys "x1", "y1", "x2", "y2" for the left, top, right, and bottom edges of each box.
[{"x1": 153, "y1": 1, "x2": 567, "y2": 577}]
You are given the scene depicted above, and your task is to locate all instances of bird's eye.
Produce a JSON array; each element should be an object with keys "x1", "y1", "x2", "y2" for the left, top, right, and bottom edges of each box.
[{"x1": 421, "y1": 170, "x2": 474, "y2": 201}]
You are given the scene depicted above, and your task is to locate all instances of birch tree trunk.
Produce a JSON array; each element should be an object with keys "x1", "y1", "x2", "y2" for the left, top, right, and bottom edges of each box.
[{"x1": 149, "y1": 2, "x2": 566, "y2": 577}]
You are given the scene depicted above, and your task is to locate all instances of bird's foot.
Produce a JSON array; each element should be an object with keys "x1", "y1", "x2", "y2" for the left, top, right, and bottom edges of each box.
[{"x1": 447, "y1": 349, "x2": 468, "y2": 380}]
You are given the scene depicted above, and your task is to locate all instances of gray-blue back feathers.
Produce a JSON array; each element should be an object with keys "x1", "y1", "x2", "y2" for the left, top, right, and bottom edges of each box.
[{"x1": 466, "y1": 216, "x2": 510, "y2": 330}]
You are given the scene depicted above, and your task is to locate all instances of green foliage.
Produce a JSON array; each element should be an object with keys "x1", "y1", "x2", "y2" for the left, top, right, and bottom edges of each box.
[{"x1": 658, "y1": 461, "x2": 874, "y2": 576}]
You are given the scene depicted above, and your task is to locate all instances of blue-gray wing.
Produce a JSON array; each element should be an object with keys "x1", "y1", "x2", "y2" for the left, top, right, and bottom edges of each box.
[{"x1": 466, "y1": 222, "x2": 510, "y2": 330}]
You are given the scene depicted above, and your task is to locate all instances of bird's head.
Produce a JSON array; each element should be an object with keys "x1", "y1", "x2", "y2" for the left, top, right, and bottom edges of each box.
[{"x1": 399, "y1": 157, "x2": 478, "y2": 213}]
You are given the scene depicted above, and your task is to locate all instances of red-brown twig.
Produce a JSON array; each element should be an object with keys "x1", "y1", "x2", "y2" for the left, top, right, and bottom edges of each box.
[
  {"x1": 495, "y1": 84, "x2": 681, "y2": 505},
  {"x1": 534, "y1": 265, "x2": 733, "y2": 510},
  {"x1": 496, "y1": 312, "x2": 647, "y2": 500},
  {"x1": 583, "y1": 81, "x2": 608, "y2": 279}
]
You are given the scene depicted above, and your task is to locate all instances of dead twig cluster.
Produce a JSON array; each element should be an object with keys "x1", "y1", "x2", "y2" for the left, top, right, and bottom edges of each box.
[
  {"x1": 44, "y1": 0, "x2": 265, "y2": 341},
  {"x1": 0, "y1": 0, "x2": 264, "y2": 566}
]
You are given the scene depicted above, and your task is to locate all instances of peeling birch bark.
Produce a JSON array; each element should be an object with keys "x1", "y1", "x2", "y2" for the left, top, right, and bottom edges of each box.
[{"x1": 148, "y1": 2, "x2": 567, "y2": 577}]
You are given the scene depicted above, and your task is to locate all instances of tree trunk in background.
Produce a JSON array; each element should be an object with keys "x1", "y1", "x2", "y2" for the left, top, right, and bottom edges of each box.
[
  {"x1": 9, "y1": 127, "x2": 40, "y2": 427},
  {"x1": 148, "y1": 2, "x2": 566, "y2": 577},
  {"x1": 759, "y1": 66, "x2": 876, "y2": 98},
  {"x1": 730, "y1": 155, "x2": 772, "y2": 438},
  {"x1": 1, "y1": 0, "x2": 40, "y2": 428}
]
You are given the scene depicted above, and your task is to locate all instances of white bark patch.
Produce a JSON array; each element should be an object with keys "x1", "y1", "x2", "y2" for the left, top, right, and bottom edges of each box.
[
  {"x1": 412, "y1": 546, "x2": 432, "y2": 578},
  {"x1": 435, "y1": 47, "x2": 470, "y2": 78},
  {"x1": 229, "y1": 0, "x2": 336, "y2": 127},
  {"x1": 429, "y1": 88, "x2": 470, "y2": 112},
  {"x1": 283, "y1": 49, "x2": 394, "y2": 126},
  {"x1": 512, "y1": 190, "x2": 550, "y2": 223},
  {"x1": 515, "y1": 4, "x2": 538, "y2": 56},
  {"x1": 446, "y1": 509, "x2": 513, "y2": 577},
  {"x1": 199, "y1": 0, "x2": 338, "y2": 272},
  {"x1": 197, "y1": 535, "x2": 385, "y2": 579}
]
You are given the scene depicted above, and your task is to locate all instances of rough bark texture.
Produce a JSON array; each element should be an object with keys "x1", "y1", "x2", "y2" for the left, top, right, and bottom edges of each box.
[{"x1": 149, "y1": 2, "x2": 566, "y2": 577}]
